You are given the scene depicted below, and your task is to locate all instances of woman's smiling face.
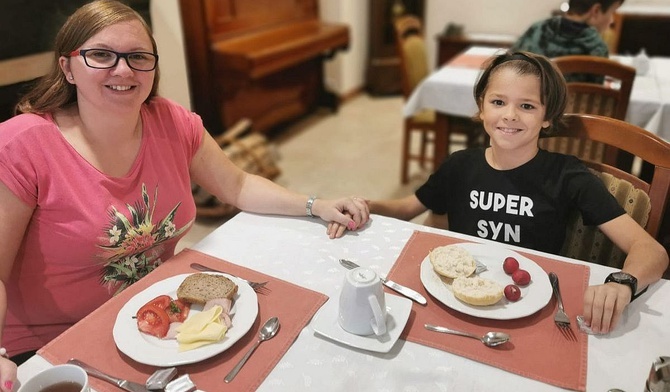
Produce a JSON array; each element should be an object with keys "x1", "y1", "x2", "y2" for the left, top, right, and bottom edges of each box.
[
  {"x1": 61, "y1": 19, "x2": 156, "y2": 113},
  {"x1": 479, "y1": 66, "x2": 550, "y2": 154}
]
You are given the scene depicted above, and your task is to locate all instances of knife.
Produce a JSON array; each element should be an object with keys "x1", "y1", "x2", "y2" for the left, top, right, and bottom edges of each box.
[
  {"x1": 339, "y1": 259, "x2": 427, "y2": 305},
  {"x1": 68, "y1": 358, "x2": 150, "y2": 392}
]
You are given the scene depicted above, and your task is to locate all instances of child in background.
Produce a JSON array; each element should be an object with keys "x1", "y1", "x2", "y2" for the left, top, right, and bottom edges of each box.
[
  {"x1": 328, "y1": 51, "x2": 668, "y2": 335},
  {"x1": 512, "y1": 0, "x2": 624, "y2": 82}
]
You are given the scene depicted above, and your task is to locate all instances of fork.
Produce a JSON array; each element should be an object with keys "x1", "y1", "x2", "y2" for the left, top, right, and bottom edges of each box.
[
  {"x1": 549, "y1": 272, "x2": 576, "y2": 340},
  {"x1": 190, "y1": 262, "x2": 269, "y2": 293}
]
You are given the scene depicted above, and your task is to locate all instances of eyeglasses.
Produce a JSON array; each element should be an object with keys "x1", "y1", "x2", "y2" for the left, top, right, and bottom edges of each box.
[{"x1": 69, "y1": 48, "x2": 158, "y2": 71}]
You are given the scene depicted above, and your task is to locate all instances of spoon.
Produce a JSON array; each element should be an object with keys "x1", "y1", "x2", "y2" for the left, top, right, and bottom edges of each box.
[
  {"x1": 224, "y1": 316, "x2": 280, "y2": 383},
  {"x1": 424, "y1": 323, "x2": 510, "y2": 347}
]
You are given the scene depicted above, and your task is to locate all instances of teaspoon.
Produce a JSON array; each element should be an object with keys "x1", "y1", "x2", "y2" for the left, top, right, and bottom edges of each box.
[
  {"x1": 424, "y1": 323, "x2": 510, "y2": 347},
  {"x1": 224, "y1": 316, "x2": 280, "y2": 383}
]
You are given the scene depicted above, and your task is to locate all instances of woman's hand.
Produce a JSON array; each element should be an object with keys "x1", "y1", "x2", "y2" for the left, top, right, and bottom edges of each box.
[
  {"x1": 322, "y1": 197, "x2": 369, "y2": 239},
  {"x1": 0, "y1": 356, "x2": 17, "y2": 392},
  {"x1": 582, "y1": 282, "x2": 631, "y2": 334}
]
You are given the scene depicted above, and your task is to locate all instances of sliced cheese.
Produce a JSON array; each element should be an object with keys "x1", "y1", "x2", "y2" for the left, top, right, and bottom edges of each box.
[{"x1": 176, "y1": 305, "x2": 227, "y2": 351}]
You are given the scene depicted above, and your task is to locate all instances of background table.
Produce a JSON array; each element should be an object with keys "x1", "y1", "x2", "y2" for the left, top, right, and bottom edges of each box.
[
  {"x1": 404, "y1": 46, "x2": 670, "y2": 166},
  {"x1": 19, "y1": 213, "x2": 669, "y2": 391}
]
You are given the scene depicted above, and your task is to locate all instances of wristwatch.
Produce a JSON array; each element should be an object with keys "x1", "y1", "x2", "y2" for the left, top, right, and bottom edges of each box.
[{"x1": 605, "y1": 271, "x2": 647, "y2": 302}]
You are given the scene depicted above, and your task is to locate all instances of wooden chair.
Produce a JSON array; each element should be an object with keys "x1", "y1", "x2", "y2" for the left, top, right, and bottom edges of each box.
[
  {"x1": 540, "y1": 55, "x2": 636, "y2": 167},
  {"x1": 394, "y1": 16, "x2": 478, "y2": 183},
  {"x1": 393, "y1": 15, "x2": 434, "y2": 184},
  {"x1": 548, "y1": 114, "x2": 670, "y2": 272}
]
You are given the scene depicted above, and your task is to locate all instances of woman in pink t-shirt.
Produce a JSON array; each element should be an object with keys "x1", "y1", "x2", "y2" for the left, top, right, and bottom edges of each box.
[{"x1": 0, "y1": 1, "x2": 369, "y2": 389}]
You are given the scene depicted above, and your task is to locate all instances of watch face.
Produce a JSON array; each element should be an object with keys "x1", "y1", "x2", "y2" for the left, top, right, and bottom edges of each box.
[{"x1": 612, "y1": 272, "x2": 634, "y2": 283}]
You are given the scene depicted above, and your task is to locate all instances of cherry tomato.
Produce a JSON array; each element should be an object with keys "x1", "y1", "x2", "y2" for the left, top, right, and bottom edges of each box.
[
  {"x1": 136, "y1": 303, "x2": 170, "y2": 338},
  {"x1": 512, "y1": 269, "x2": 531, "y2": 286},
  {"x1": 504, "y1": 284, "x2": 521, "y2": 301},
  {"x1": 166, "y1": 299, "x2": 191, "y2": 323},
  {"x1": 503, "y1": 257, "x2": 519, "y2": 275}
]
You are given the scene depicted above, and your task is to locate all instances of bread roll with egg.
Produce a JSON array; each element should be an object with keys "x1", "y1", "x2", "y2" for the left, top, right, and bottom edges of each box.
[
  {"x1": 429, "y1": 245, "x2": 477, "y2": 278},
  {"x1": 452, "y1": 276, "x2": 504, "y2": 306}
]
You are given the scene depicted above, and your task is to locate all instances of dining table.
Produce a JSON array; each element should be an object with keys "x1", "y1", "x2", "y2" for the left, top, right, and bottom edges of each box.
[
  {"x1": 17, "y1": 212, "x2": 670, "y2": 391},
  {"x1": 404, "y1": 46, "x2": 670, "y2": 168}
]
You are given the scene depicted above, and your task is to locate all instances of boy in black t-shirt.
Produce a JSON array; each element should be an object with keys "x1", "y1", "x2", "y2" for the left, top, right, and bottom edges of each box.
[{"x1": 329, "y1": 51, "x2": 668, "y2": 335}]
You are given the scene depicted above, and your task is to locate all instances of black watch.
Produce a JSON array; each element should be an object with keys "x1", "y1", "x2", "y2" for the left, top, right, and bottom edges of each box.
[{"x1": 605, "y1": 272, "x2": 647, "y2": 302}]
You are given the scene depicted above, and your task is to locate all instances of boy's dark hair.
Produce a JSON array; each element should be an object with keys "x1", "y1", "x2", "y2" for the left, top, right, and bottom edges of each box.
[
  {"x1": 473, "y1": 51, "x2": 567, "y2": 134},
  {"x1": 568, "y1": 0, "x2": 624, "y2": 14}
]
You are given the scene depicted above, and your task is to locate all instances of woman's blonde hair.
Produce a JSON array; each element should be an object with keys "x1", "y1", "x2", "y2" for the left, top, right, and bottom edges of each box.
[{"x1": 15, "y1": 0, "x2": 159, "y2": 114}]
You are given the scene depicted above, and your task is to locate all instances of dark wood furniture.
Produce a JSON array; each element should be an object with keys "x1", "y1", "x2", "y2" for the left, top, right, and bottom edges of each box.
[
  {"x1": 178, "y1": 0, "x2": 349, "y2": 135},
  {"x1": 366, "y1": 0, "x2": 424, "y2": 96},
  {"x1": 612, "y1": 12, "x2": 670, "y2": 56}
]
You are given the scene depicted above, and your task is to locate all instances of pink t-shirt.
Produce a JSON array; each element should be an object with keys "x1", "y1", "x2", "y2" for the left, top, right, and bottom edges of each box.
[{"x1": 0, "y1": 97, "x2": 202, "y2": 356}]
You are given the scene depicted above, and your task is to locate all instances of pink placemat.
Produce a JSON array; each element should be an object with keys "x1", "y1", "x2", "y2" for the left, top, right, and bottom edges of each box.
[
  {"x1": 386, "y1": 231, "x2": 589, "y2": 391},
  {"x1": 446, "y1": 53, "x2": 490, "y2": 69},
  {"x1": 38, "y1": 249, "x2": 328, "y2": 392}
]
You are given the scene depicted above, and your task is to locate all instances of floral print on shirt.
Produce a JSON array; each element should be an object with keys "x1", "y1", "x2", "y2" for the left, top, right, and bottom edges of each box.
[{"x1": 98, "y1": 183, "x2": 189, "y2": 294}]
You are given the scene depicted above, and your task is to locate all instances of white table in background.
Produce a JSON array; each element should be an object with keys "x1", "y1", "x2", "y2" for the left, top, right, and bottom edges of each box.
[
  {"x1": 405, "y1": 46, "x2": 670, "y2": 142},
  {"x1": 19, "y1": 213, "x2": 669, "y2": 391}
]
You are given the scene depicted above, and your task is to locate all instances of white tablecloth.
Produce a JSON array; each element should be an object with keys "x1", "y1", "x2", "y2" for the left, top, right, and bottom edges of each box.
[
  {"x1": 404, "y1": 46, "x2": 670, "y2": 141},
  {"x1": 19, "y1": 212, "x2": 669, "y2": 391}
]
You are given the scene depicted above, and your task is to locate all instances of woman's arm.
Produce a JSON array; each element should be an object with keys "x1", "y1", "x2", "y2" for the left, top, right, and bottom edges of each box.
[
  {"x1": 0, "y1": 182, "x2": 33, "y2": 391},
  {"x1": 189, "y1": 130, "x2": 369, "y2": 233},
  {"x1": 583, "y1": 214, "x2": 669, "y2": 333}
]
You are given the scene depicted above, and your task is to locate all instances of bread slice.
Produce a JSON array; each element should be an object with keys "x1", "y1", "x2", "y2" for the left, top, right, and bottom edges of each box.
[
  {"x1": 177, "y1": 273, "x2": 238, "y2": 305},
  {"x1": 452, "y1": 276, "x2": 503, "y2": 306},
  {"x1": 429, "y1": 245, "x2": 477, "y2": 278}
]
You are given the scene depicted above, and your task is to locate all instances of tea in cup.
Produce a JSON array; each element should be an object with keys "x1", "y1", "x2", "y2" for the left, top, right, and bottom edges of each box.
[
  {"x1": 18, "y1": 364, "x2": 89, "y2": 392},
  {"x1": 338, "y1": 267, "x2": 387, "y2": 336}
]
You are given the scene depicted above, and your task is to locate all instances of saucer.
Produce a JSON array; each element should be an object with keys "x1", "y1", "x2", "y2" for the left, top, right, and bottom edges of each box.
[{"x1": 311, "y1": 293, "x2": 412, "y2": 353}]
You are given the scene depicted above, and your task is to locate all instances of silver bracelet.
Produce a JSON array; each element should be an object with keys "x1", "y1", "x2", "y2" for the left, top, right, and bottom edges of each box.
[{"x1": 306, "y1": 196, "x2": 317, "y2": 218}]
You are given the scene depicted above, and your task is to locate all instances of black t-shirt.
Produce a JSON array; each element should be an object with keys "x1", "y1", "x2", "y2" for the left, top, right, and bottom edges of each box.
[{"x1": 415, "y1": 149, "x2": 625, "y2": 254}]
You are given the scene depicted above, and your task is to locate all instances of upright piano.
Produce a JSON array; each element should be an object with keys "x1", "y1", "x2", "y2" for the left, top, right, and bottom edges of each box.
[{"x1": 178, "y1": 0, "x2": 350, "y2": 135}]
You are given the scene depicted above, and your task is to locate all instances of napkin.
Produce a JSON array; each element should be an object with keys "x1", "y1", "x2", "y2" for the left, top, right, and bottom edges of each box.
[{"x1": 387, "y1": 231, "x2": 589, "y2": 391}]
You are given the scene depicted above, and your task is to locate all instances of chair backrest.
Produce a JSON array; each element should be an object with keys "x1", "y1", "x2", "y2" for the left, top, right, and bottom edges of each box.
[
  {"x1": 548, "y1": 114, "x2": 670, "y2": 267},
  {"x1": 542, "y1": 55, "x2": 636, "y2": 166},
  {"x1": 553, "y1": 55, "x2": 635, "y2": 121},
  {"x1": 393, "y1": 15, "x2": 429, "y2": 98}
]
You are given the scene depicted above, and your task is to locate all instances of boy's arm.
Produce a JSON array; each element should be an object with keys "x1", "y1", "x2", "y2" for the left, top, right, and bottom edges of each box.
[{"x1": 369, "y1": 194, "x2": 428, "y2": 221}]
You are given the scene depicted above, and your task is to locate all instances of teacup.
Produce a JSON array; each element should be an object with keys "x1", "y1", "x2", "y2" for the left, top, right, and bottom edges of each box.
[
  {"x1": 338, "y1": 267, "x2": 387, "y2": 336},
  {"x1": 18, "y1": 364, "x2": 89, "y2": 392}
]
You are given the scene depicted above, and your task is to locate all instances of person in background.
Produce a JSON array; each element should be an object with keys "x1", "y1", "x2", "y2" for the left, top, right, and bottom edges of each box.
[
  {"x1": 511, "y1": 0, "x2": 624, "y2": 82},
  {"x1": 0, "y1": 0, "x2": 369, "y2": 388},
  {"x1": 329, "y1": 51, "x2": 668, "y2": 337}
]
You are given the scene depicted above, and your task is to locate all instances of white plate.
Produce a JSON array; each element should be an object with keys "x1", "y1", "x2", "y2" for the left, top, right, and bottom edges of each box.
[
  {"x1": 113, "y1": 273, "x2": 258, "y2": 366},
  {"x1": 311, "y1": 293, "x2": 412, "y2": 353},
  {"x1": 420, "y1": 243, "x2": 552, "y2": 320}
]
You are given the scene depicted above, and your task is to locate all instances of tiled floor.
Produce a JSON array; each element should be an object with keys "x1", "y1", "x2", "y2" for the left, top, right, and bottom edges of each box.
[{"x1": 176, "y1": 93, "x2": 436, "y2": 252}]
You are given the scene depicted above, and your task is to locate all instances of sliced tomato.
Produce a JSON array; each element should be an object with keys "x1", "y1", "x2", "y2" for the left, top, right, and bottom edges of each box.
[
  {"x1": 136, "y1": 303, "x2": 170, "y2": 338},
  {"x1": 146, "y1": 295, "x2": 172, "y2": 310},
  {"x1": 166, "y1": 299, "x2": 191, "y2": 323}
]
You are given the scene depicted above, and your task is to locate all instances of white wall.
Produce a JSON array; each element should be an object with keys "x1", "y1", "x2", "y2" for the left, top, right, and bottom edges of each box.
[
  {"x1": 320, "y1": 0, "x2": 369, "y2": 96},
  {"x1": 423, "y1": 1, "x2": 562, "y2": 68},
  {"x1": 150, "y1": 0, "x2": 191, "y2": 109}
]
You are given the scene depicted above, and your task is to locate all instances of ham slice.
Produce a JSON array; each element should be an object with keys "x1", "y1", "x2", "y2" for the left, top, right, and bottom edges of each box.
[{"x1": 203, "y1": 298, "x2": 233, "y2": 328}]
